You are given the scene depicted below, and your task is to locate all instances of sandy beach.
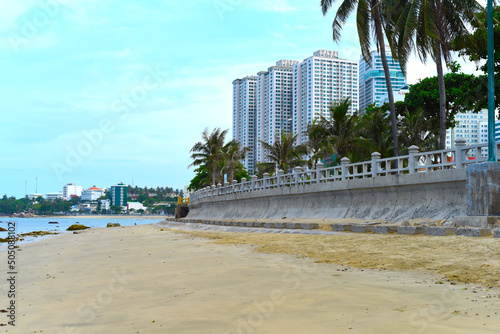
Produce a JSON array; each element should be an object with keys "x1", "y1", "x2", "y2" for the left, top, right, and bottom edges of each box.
[{"x1": 4, "y1": 223, "x2": 500, "y2": 333}]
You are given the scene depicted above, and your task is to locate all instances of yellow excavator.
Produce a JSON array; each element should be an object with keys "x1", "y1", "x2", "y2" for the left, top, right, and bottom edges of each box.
[{"x1": 174, "y1": 196, "x2": 190, "y2": 218}]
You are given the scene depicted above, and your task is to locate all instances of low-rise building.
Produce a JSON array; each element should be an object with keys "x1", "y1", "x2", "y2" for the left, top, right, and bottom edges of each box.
[
  {"x1": 63, "y1": 183, "x2": 83, "y2": 200},
  {"x1": 46, "y1": 192, "x2": 63, "y2": 200},
  {"x1": 100, "y1": 199, "x2": 111, "y2": 211},
  {"x1": 81, "y1": 186, "x2": 104, "y2": 201},
  {"x1": 127, "y1": 202, "x2": 146, "y2": 212}
]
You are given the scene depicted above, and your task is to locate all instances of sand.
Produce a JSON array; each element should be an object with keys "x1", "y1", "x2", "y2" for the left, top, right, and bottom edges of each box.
[{"x1": 2, "y1": 224, "x2": 500, "y2": 333}]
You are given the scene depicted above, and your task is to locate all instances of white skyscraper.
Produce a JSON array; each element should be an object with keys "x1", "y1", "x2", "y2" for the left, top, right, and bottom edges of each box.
[
  {"x1": 232, "y1": 76, "x2": 257, "y2": 172},
  {"x1": 233, "y1": 50, "x2": 359, "y2": 171},
  {"x1": 446, "y1": 109, "x2": 489, "y2": 158},
  {"x1": 358, "y1": 51, "x2": 406, "y2": 114},
  {"x1": 293, "y1": 50, "x2": 359, "y2": 145},
  {"x1": 255, "y1": 60, "x2": 298, "y2": 164}
]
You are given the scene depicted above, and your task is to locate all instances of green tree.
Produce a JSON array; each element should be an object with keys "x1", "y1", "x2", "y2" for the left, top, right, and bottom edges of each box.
[
  {"x1": 188, "y1": 165, "x2": 210, "y2": 191},
  {"x1": 388, "y1": 0, "x2": 482, "y2": 148},
  {"x1": 321, "y1": 0, "x2": 400, "y2": 156},
  {"x1": 259, "y1": 132, "x2": 307, "y2": 173},
  {"x1": 320, "y1": 98, "x2": 369, "y2": 163},
  {"x1": 305, "y1": 119, "x2": 329, "y2": 169},
  {"x1": 453, "y1": 5, "x2": 500, "y2": 113},
  {"x1": 403, "y1": 67, "x2": 486, "y2": 136},
  {"x1": 358, "y1": 103, "x2": 393, "y2": 158},
  {"x1": 189, "y1": 128, "x2": 228, "y2": 186},
  {"x1": 221, "y1": 140, "x2": 251, "y2": 183},
  {"x1": 254, "y1": 162, "x2": 276, "y2": 178},
  {"x1": 110, "y1": 205, "x2": 122, "y2": 214}
]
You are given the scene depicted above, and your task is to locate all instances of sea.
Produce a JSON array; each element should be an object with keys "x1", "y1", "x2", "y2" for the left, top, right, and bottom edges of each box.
[{"x1": 0, "y1": 216, "x2": 167, "y2": 245}]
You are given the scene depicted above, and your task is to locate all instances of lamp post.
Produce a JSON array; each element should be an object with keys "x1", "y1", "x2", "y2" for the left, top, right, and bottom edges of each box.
[
  {"x1": 279, "y1": 118, "x2": 293, "y2": 135},
  {"x1": 487, "y1": 0, "x2": 496, "y2": 161}
]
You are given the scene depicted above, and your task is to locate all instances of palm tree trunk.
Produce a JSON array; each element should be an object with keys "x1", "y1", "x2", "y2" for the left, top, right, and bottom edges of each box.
[
  {"x1": 373, "y1": 6, "x2": 399, "y2": 157},
  {"x1": 435, "y1": 45, "x2": 447, "y2": 150}
]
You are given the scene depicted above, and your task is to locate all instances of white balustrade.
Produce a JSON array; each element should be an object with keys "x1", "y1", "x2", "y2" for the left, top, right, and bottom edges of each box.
[{"x1": 188, "y1": 139, "x2": 500, "y2": 202}]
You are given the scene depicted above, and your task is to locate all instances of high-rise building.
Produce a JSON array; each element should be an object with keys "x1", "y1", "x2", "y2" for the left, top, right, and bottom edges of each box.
[
  {"x1": 232, "y1": 76, "x2": 257, "y2": 172},
  {"x1": 293, "y1": 50, "x2": 359, "y2": 145},
  {"x1": 358, "y1": 51, "x2": 406, "y2": 114},
  {"x1": 111, "y1": 182, "x2": 128, "y2": 207},
  {"x1": 446, "y1": 109, "x2": 489, "y2": 158},
  {"x1": 233, "y1": 50, "x2": 359, "y2": 170},
  {"x1": 62, "y1": 183, "x2": 83, "y2": 200},
  {"x1": 255, "y1": 60, "x2": 298, "y2": 164}
]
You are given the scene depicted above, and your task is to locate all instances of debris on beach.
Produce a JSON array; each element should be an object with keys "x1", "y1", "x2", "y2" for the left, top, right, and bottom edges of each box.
[{"x1": 66, "y1": 224, "x2": 91, "y2": 231}]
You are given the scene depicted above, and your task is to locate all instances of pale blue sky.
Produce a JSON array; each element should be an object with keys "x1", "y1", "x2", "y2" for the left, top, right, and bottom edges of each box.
[{"x1": 0, "y1": 0, "x2": 478, "y2": 198}]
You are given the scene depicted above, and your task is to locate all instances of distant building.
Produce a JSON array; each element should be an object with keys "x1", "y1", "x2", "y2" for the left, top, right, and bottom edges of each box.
[
  {"x1": 28, "y1": 193, "x2": 44, "y2": 200},
  {"x1": 233, "y1": 75, "x2": 258, "y2": 172},
  {"x1": 378, "y1": 84, "x2": 410, "y2": 105},
  {"x1": 81, "y1": 186, "x2": 103, "y2": 201},
  {"x1": 254, "y1": 60, "x2": 298, "y2": 166},
  {"x1": 293, "y1": 50, "x2": 359, "y2": 147},
  {"x1": 358, "y1": 51, "x2": 406, "y2": 114},
  {"x1": 446, "y1": 109, "x2": 489, "y2": 158},
  {"x1": 62, "y1": 183, "x2": 83, "y2": 200},
  {"x1": 127, "y1": 202, "x2": 146, "y2": 212},
  {"x1": 111, "y1": 182, "x2": 128, "y2": 207},
  {"x1": 46, "y1": 192, "x2": 63, "y2": 201},
  {"x1": 100, "y1": 199, "x2": 111, "y2": 211}
]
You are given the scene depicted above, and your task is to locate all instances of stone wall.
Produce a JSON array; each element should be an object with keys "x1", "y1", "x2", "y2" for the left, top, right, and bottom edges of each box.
[{"x1": 189, "y1": 169, "x2": 467, "y2": 222}]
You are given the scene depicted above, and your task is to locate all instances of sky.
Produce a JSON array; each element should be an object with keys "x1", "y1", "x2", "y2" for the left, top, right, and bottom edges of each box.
[{"x1": 0, "y1": 0, "x2": 482, "y2": 198}]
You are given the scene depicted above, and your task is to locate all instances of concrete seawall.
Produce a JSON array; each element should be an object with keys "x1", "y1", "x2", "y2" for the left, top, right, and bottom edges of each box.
[{"x1": 189, "y1": 169, "x2": 467, "y2": 222}]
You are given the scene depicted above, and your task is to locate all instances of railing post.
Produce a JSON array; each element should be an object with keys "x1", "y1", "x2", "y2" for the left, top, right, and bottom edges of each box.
[
  {"x1": 263, "y1": 173, "x2": 269, "y2": 189},
  {"x1": 316, "y1": 162, "x2": 324, "y2": 184},
  {"x1": 294, "y1": 167, "x2": 303, "y2": 186},
  {"x1": 371, "y1": 152, "x2": 381, "y2": 178},
  {"x1": 454, "y1": 138, "x2": 466, "y2": 169},
  {"x1": 241, "y1": 178, "x2": 247, "y2": 192},
  {"x1": 231, "y1": 180, "x2": 237, "y2": 193},
  {"x1": 223, "y1": 182, "x2": 229, "y2": 195},
  {"x1": 408, "y1": 145, "x2": 419, "y2": 174},
  {"x1": 277, "y1": 169, "x2": 284, "y2": 188},
  {"x1": 211, "y1": 185, "x2": 216, "y2": 197},
  {"x1": 340, "y1": 157, "x2": 350, "y2": 181},
  {"x1": 248, "y1": 175, "x2": 254, "y2": 191}
]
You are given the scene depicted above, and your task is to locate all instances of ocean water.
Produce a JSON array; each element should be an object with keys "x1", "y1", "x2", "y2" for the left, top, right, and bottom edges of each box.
[{"x1": 0, "y1": 216, "x2": 166, "y2": 245}]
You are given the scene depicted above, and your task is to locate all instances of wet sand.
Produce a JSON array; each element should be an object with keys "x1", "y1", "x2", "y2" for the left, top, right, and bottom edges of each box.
[{"x1": 5, "y1": 224, "x2": 500, "y2": 333}]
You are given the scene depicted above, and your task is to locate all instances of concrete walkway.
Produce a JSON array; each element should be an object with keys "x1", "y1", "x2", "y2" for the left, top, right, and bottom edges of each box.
[{"x1": 157, "y1": 220, "x2": 343, "y2": 235}]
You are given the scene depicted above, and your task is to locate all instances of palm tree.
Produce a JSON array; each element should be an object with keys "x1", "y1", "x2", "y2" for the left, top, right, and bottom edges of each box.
[
  {"x1": 358, "y1": 103, "x2": 393, "y2": 158},
  {"x1": 259, "y1": 132, "x2": 307, "y2": 173},
  {"x1": 321, "y1": 0, "x2": 400, "y2": 156},
  {"x1": 320, "y1": 98, "x2": 369, "y2": 162},
  {"x1": 254, "y1": 162, "x2": 276, "y2": 178},
  {"x1": 305, "y1": 119, "x2": 329, "y2": 169},
  {"x1": 388, "y1": 0, "x2": 482, "y2": 149},
  {"x1": 189, "y1": 128, "x2": 228, "y2": 185},
  {"x1": 221, "y1": 140, "x2": 250, "y2": 183},
  {"x1": 398, "y1": 109, "x2": 437, "y2": 153}
]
